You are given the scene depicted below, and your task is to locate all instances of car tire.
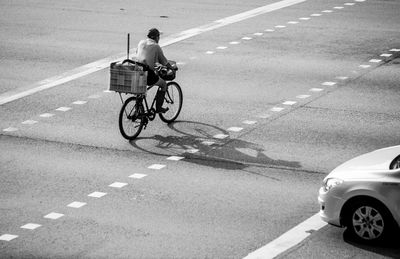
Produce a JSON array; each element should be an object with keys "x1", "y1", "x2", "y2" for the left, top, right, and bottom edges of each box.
[{"x1": 345, "y1": 199, "x2": 394, "y2": 243}]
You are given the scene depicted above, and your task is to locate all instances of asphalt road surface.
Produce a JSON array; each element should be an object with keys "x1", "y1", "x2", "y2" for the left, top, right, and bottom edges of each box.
[{"x1": 1, "y1": 0, "x2": 400, "y2": 258}]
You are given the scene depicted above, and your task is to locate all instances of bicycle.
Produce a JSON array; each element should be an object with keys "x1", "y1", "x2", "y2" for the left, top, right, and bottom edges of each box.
[{"x1": 116, "y1": 60, "x2": 183, "y2": 140}]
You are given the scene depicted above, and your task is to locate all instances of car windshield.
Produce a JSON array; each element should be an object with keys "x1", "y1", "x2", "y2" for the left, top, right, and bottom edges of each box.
[{"x1": 389, "y1": 154, "x2": 400, "y2": 170}]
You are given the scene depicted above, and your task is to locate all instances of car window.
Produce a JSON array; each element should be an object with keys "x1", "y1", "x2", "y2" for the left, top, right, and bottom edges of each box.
[{"x1": 389, "y1": 155, "x2": 400, "y2": 170}]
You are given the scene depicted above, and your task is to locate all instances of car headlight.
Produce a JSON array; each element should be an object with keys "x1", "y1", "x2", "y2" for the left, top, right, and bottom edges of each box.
[{"x1": 323, "y1": 178, "x2": 344, "y2": 192}]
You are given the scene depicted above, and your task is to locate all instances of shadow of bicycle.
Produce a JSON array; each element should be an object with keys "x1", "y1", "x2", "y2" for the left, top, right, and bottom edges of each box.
[{"x1": 129, "y1": 120, "x2": 301, "y2": 173}]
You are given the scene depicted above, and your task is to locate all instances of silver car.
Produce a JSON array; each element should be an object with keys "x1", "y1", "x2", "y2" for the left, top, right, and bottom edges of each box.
[{"x1": 318, "y1": 145, "x2": 400, "y2": 242}]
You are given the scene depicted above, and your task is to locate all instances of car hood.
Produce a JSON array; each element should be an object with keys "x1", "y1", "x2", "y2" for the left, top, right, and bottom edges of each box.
[{"x1": 329, "y1": 145, "x2": 400, "y2": 179}]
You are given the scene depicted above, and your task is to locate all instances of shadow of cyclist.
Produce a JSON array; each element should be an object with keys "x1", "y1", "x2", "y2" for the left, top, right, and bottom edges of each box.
[{"x1": 129, "y1": 120, "x2": 301, "y2": 172}]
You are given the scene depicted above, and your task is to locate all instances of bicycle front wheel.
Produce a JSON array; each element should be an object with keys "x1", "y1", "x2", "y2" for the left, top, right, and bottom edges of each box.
[
  {"x1": 119, "y1": 96, "x2": 144, "y2": 140},
  {"x1": 159, "y1": 81, "x2": 183, "y2": 123}
]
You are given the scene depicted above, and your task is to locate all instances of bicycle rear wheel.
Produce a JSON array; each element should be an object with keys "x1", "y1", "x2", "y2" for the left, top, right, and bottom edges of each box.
[
  {"x1": 159, "y1": 81, "x2": 183, "y2": 123},
  {"x1": 119, "y1": 96, "x2": 144, "y2": 140}
]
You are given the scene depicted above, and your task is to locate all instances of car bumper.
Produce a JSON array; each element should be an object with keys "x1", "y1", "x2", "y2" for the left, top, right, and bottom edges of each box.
[{"x1": 318, "y1": 187, "x2": 345, "y2": 227}]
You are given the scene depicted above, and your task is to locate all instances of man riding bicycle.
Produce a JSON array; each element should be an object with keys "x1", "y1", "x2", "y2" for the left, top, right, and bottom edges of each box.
[{"x1": 136, "y1": 28, "x2": 174, "y2": 113}]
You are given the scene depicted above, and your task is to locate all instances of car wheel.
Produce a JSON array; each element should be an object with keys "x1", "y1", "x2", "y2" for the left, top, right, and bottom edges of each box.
[{"x1": 346, "y1": 199, "x2": 393, "y2": 243}]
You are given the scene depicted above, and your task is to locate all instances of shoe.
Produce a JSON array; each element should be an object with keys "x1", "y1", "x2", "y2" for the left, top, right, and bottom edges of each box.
[
  {"x1": 156, "y1": 107, "x2": 169, "y2": 113},
  {"x1": 155, "y1": 90, "x2": 169, "y2": 113}
]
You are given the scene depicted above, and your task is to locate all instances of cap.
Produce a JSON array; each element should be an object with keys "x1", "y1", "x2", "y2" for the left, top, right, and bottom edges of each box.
[{"x1": 147, "y1": 28, "x2": 160, "y2": 39}]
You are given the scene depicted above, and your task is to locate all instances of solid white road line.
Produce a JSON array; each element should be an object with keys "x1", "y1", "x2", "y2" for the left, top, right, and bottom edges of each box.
[
  {"x1": 0, "y1": 0, "x2": 307, "y2": 106},
  {"x1": 244, "y1": 213, "x2": 327, "y2": 259}
]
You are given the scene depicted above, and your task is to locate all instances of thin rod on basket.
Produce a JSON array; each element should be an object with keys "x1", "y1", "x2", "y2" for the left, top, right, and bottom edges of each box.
[{"x1": 127, "y1": 33, "x2": 130, "y2": 60}]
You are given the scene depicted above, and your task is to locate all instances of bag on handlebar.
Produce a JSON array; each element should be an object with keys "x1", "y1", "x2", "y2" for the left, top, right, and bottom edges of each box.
[
  {"x1": 156, "y1": 60, "x2": 177, "y2": 81},
  {"x1": 109, "y1": 59, "x2": 148, "y2": 94}
]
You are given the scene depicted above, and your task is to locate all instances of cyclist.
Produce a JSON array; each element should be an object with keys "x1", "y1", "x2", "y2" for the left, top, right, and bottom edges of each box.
[{"x1": 136, "y1": 28, "x2": 174, "y2": 113}]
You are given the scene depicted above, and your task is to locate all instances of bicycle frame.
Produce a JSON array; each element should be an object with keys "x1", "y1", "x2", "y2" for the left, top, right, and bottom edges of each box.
[{"x1": 118, "y1": 85, "x2": 159, "y2": 122}]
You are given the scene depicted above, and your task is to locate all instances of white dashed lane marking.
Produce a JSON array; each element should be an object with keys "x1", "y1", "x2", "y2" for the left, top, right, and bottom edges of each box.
[
  {"x1": 310, "y1": 88, "x2": 324, "y2": 92},
  {"x1": 299, "y1": 17, "x2": 310, "y2": 20},
  {"x1": 88, "y1": 192, "x2": 107, "y2": 198},
  {"x1": 287, "y1": 21, "x2": 299, "y2": 24},
  {"x1": 3, "y1": 127, "x2": 18, "y2": 132},
  {"x1": 253, "y1": 32, "x2": 264, "y2": 36},
  {"x1": 282, "y1": 101, "x2": 297, "y2": 105},
  {"x1": 44, "y1": 212, "x2": 64, "y2": 220},
  {"x1": 256, "y1": 114, "x2": 271, "y2": 119},
  {"x1": 109, "y1": 182, "x2": 128, "y2": 188},
  {"x1": 205, "y1": 51, "x2": 215, "y2": 55},
  {"x1": 216, "y1": 46, "x2": 228, "y2": 50},
  {"x1": 72, "y1": 100, "x2": 87, "y2": 105},
  {"x1": 310, "y1": 13, "x2": 322, "y2": 17},
  {"x1": 202, "y1": 140, "x2": 215, "y2": 146},
  {"x1": 322, "y1": 81, "x2": 336, "y2": 86},
  {"x1": 67, "y1": 201, "x2": 87, "y2": 208},
  {"x1": 335, "y1": 76, "x2": 349, "y2": 80},
  {"x1": 129, "y1": 173, "x2": 148, "y2": 179},
  {"x1": 380, "y1": 53, "x2": 392, "y2": 57},
  {"x1": 242, "y1": 36, "x2": 253, "y2": 40},
  {"x1": 22, "y1": 120, "x2": 38, "y2": 125},
  {"x1": 229, "y1": 41, "x2": 240, "y2": 45},
  {"x1": 344, "y1": 3, "x2": 355, "y2": 6},
  {"x1": 271, "y1": 107, "x2": 285, "y2": 112},
  {"x1": 20, "y1": 223, "x2": 41, "y2": 230},
  {"x1": 265, "y1": 29, "x2": 275, "y2": 32},
  {"x1": 242, "y1": 120, "x2": 257, "y2": 125},
  {"x1": 39, "y1": 113, "x2": 55, "y2": 118},
  {"x1": 227, "y1": 127, "x2": 243, "y2": 132},
  {"x1": 148, "y1": 164, "x2": 166, "y2": 170},
  {"x1": 56, "y1": 107, "x2": 72, "y2": 112},
  {"x1": 359, "y1": 64, "x2": 371, "y2": 68},
  {"x1": 321, "y1": 10, "x2": 333, "y2": 13},
  {"x1": 167, "y1": 156, "x2": 184, "y2": 161},
  {"x1": 0, "y1": 234, "x2": 18, "y2": 241},
  {"x1": 213, "y1": 134, "x2": 229, "y2": 139},
  {"x1": 296, "y1": 94, "x2": 311, "y2": 99},
  {"x1": 334, "y1": 6, "x2": 344, "y2": 9},
  {"x1": 369, "y1": 59, "x2": 382, "y2": 63},
  {"x1": 185, "y1": 148, "x2": 200, "y2": 154},
  {"x1": 275, "y1": 25, "x2": 286, "y2": 28}
]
